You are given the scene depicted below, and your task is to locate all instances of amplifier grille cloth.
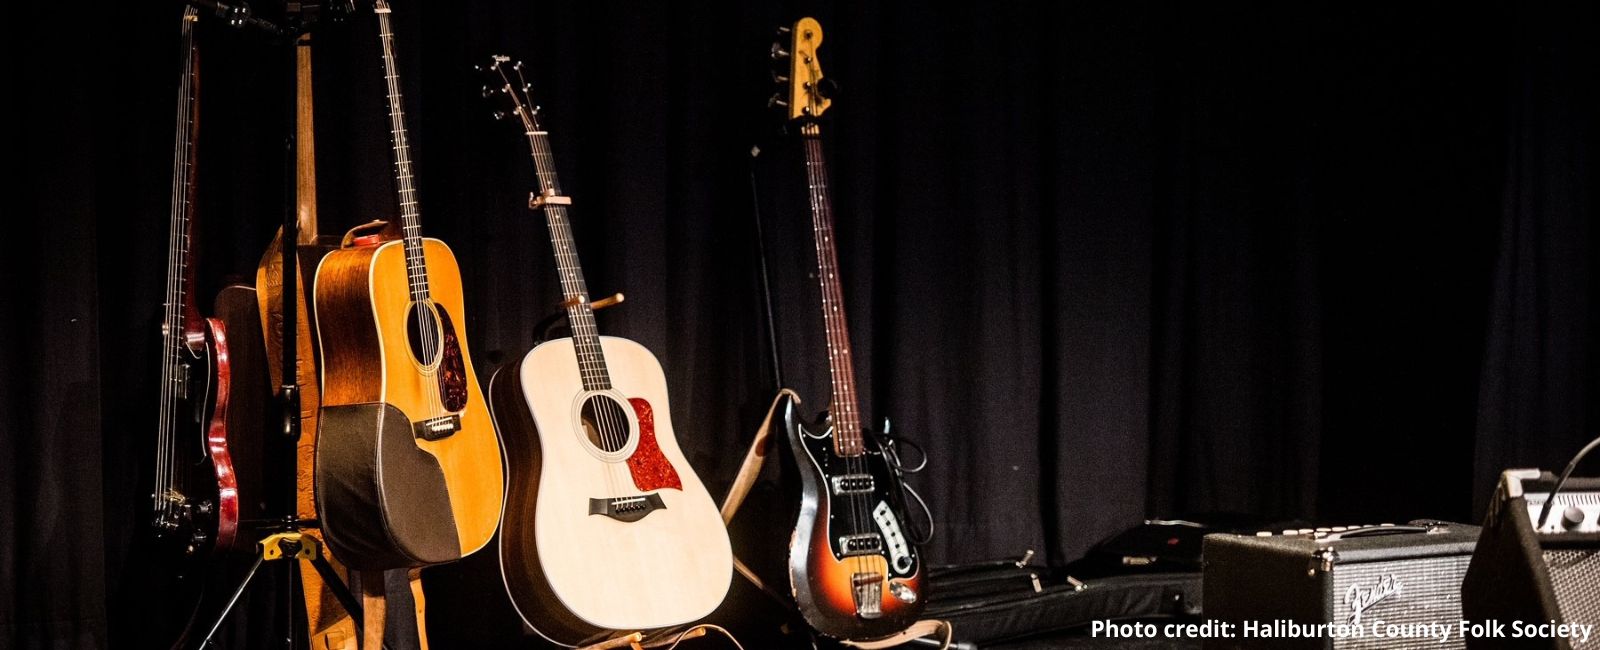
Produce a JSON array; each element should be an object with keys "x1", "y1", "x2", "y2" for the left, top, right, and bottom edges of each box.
[
  {"x1": 1545, "y1": 549, "x2": 1600, "y2": 649},
  {"x1": 1330, "y1": 555, "x2": 1471, "y2": 650}
]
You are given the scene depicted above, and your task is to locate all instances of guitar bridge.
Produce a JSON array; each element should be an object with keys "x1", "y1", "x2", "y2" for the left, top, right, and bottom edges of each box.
[
  {"x1": 588, "y1": 493, "x2": 667, "y2": 523},
  {"x1": 838, "y1": 532, "x2": 883, "y2": 557},
  {"x1": 851, "y1": 572, "x2": 884, "y2": 619},
  {"x1": 413, "y1": 415, "x2": 461, "y2": 441},
  {"x1": 830, "y1": 473, "x2": 875, "y2": 495}
]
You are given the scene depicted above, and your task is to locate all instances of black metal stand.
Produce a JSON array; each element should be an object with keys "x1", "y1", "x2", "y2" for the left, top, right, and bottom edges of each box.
[
  {"x1": 199, "y1": 532, "x2": 365, "y2": 647},
  {"x1": 186, "y1": 4, "x2": 374, "y2": 648}
]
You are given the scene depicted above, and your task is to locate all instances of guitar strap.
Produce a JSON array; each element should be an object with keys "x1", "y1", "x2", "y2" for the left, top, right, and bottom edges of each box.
[
  {"x1": 719, "y1": 389, "x2": 799, "y2": 524},
  {"x1": 841, "y1": 619, "x2": 952, "y2": 649},
  {"x1": 719, "y1": 389, "x2": 952, "y2": 650}
]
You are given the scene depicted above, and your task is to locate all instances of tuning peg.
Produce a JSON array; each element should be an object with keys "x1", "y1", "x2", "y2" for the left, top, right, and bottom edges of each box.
[
  {"x1": 771, "y1": 70, "x2": 789, "y2": 84},
  {"x1": 480, "y1": 84, "x2": 495, "y2": 98},
  {"x1": 776, "y1": 25, "x2": 792, "y2": 35},
  {"x1": 768, "y1": 94, "x2": 787, "y2": 109},
  {"x1": 770, "y1": 43, "x2": 790, "y2": 59},
  {"x1": 492, "y1": 111, "x2": 508, "y2": 121}
]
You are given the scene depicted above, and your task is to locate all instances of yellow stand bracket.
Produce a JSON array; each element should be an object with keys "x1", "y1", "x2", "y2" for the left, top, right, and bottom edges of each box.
[{"x1": 260, "y1": 531, "x2": 321, "y2": 562}]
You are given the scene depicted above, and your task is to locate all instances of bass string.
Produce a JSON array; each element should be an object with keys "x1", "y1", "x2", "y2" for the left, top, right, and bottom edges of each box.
[
  {"x1": 156, "y1": 16, "x2": 198, "y2": 518},
  {"x1": 803, "y1": 134, "x2": 874, "y2": 583}
]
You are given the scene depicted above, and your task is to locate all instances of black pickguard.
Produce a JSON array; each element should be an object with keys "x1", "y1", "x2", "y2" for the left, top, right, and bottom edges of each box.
[{"x1": 784, "y1": 397, "x2": 921, "y2": 577}]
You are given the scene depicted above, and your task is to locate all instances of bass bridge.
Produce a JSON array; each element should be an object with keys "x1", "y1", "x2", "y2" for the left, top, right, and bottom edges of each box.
[{"x1": 851, "y1": 571, "x2": 884, "y2": 619}]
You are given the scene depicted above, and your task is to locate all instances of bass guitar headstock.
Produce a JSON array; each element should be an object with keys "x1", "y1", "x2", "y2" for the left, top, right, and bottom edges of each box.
[{"x1": 769, "y1": 17, "x2": 834, "y2": 122}]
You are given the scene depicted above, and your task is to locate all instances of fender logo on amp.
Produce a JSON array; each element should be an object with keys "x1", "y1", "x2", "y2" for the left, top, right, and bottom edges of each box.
[{"x1": 1346, "y1": 573, "x2": 1403, "y2": 625}]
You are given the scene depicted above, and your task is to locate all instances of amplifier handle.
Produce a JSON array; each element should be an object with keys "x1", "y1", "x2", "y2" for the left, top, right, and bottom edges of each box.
[{"x1": 1316, "y1": 525, "x2": 1432, "y2": 543}]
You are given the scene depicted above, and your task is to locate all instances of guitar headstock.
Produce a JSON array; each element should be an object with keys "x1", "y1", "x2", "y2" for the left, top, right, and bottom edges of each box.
[
  {"x1": 478, "y1": 55, "x2": 542, "y2": 132},
  {"x1": 770, "y1": 17, "x2": 833, "y2": 122}
]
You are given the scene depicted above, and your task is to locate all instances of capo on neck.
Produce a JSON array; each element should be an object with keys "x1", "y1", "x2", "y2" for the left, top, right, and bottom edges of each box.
[{"x1": 529, "y1": 188, "x2": 573, "y2": 210}]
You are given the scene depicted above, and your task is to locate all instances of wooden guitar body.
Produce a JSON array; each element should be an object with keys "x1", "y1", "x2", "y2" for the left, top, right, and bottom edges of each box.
[
  {"x1": 491, "y1": 336, "x2": 732, "y2": 645},
  {"x1": 313, "y1": 237, "x2": 504, "y2": 569},
  {"x1": 781, "y1": 395, "x2": 926, "y2": 639}
]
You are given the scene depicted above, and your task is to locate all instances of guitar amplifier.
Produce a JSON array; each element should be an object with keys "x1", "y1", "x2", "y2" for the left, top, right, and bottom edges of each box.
[
  {"x1": 1203, "y1": 521, "x2": 1479, "y2": 649},
  {"x1": 1463, "y1": 469, "x2": 1600, "y2": 649}
]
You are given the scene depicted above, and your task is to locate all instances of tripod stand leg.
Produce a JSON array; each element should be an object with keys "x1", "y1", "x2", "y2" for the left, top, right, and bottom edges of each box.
[{"x1": 198, "y1": 554, "x2": 266, "y2": 647}]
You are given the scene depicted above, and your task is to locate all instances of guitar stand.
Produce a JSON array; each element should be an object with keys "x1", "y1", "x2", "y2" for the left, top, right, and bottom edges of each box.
[
  {"x1": 572, "y1": 627, "x2": 709, "y2": 650},
  {"x1": 197, "y1": 529, "x2": 383, "y2": 649}
]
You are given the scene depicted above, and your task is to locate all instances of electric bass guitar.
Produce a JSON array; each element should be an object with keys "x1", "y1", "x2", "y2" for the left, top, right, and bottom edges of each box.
[
  {"x1": 143, "y1": 8, "x2": 243, "y2": 645},
  {"x1": 769, "y1": 17, "x2": 927, "y2": 639},
  {"x1": 313, "y1": 0, "x2": 504, "y2": 570},
  {"x1": 480, "y1": 56, "x2": 732, "y2": 645}
]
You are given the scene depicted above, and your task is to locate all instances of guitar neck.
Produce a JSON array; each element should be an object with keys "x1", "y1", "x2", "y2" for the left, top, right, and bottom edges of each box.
[
  {"x1": 522, "y1": 123, "x2": 613, "y2": 391},
  {"x1": 156, "y1": 7, "x2": 202, "y2": 508},
  {"x1": 375, "y1": 2, "x2": 429, "y2": 302},
  {"x1": 168, "y1": 10, "x2": 203, "y2": 345},
  {"x1": 800, "y1": 124, "x2": 864, "y2": 456}
]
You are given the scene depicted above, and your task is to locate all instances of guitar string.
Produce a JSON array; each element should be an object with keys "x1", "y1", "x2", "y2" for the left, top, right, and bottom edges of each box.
[
  {"x1": 541, "y1": 153, "x2": 627, "y2": 464},
  {"x1": 512, "y1": 74, "x2": 628, "y2": 497},
  {"x1": 797, "y1": 56, "x2": 876, "y2": 577},
  {"x1": 804, "y1": 134, "x2": 854, "y2": 576},
  {"x1": 380, "y1": 7, "x2": 447, "y2": 424},
  {"x1": 157, "y1": 17, "x2": 196, "y2": 519},
  {"x1": 393, "y1": 6, "x2": 451, "y2": 422},
  {"x1": 513, "y1": 70, "x2": 629, "y2": 479},
  {"x1": 807, "y1": 133, "x2": 877, "y2": 587},
  {"x1": 158, "y1": 30, "x2": 191, "y2": 516},
  {"x1": 509, "y1": 71, "x2": 597, "y2": 464}
]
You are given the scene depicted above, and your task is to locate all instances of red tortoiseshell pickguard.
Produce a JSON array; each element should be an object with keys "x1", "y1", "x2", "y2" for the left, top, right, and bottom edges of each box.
[{"x1": 626, "y1": 398, "x2": 682, "y2": 491}]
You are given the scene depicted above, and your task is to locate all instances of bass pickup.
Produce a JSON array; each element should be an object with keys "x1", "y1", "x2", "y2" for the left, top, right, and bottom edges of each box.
[
  {"x1": 839, "y1": 532, "x2": 884, "y2": 557},
  {"x1": 830, "y1": 473, "x2": 875, "y2": 496}
]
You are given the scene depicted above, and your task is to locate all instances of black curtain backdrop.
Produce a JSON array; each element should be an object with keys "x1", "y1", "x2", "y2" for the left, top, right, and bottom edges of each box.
[{"x1": 6, "y1": 1, "x2": 1600, "y2": 648}]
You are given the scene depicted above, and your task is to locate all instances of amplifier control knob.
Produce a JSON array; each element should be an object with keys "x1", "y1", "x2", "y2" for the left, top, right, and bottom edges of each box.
[{"x1": 1562, "y1": 506, "x2": 1587, "y2": 531}]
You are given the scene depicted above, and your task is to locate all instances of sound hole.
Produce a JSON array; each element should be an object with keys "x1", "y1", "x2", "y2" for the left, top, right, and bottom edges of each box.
[
  {"x1": 405, "y1": 302, "x2": 442, "y2": 366},
  {"x1": 580, "y1": 394, "x2": 632, "y2": 453}
]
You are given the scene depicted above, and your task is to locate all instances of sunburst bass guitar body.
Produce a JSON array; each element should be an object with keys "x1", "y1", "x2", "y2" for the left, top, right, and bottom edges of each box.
[
  {"x1": 491, "y1": 336, "x2": 732, "y2": 644},
  {"x1": 313, "y1": 238, "x2": 505, "y2": 568},
  {"x1": 782, "y1": 396, "x2": 926, "y2": 639}
]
